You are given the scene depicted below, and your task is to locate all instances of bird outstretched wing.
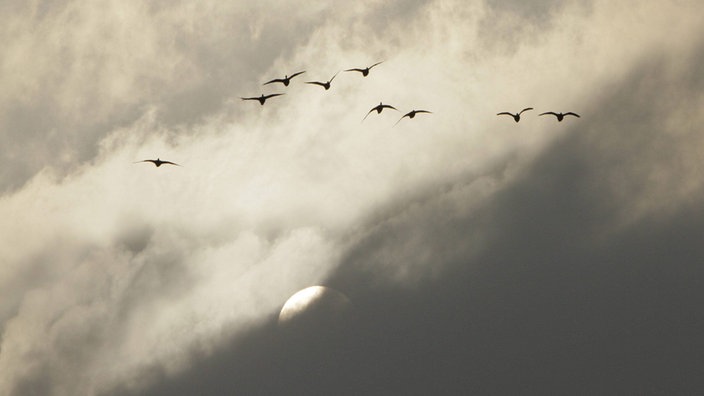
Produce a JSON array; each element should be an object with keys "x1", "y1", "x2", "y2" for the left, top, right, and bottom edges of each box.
[
  {"x1": 368, "y1": 61, "x2": 384, "y2": 69},
  {"x1": 564, "y1": 112, "x2": 580, "y2": 118},
  {"x1": 394, "y1": 113, "x2": 412, "y2": 126},
  {"x1": 288, "y1": 70, "x2": 306, "y2": 79},
  {"x1": 362, "y1": 108, "x2": 376, "y2": 121},
  {"x1": 539, "y1": 112, "x2": 558, "y2": 117},
  {"x1": 263, "y1": 78, "x2": 285, "y2": 85},
  {"x1": 305, "y1": 81, "x2": 326, "y2": 87},
  {"x1": 519, "y1": 107, "x2": 534, "y2": 114},
  {"x1": 497, "y1": 112, "x2": 513, "y2": 116},
  {"x1": 262, "y1": 93, "x2": 285, "y2": 100}
]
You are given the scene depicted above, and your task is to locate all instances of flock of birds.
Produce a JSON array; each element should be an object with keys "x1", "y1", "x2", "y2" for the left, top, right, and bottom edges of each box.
[
  {"x1": 237, "y1": 60, "x2": 433, "y2": 126},
  {"x1": 241, "y1": 61, "x2": 434, "y2": 127},
  {"x1": 136, "y1": 61, "x2": 579, "y2": 167}
]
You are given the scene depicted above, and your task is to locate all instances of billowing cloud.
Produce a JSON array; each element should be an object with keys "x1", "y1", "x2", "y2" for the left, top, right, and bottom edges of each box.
[{"x1": 0, "y1": 0, "x2": 702, "y2": 395}]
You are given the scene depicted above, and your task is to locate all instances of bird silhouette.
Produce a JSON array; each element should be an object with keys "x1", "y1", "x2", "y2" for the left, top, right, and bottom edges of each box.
[
  {"x1": 241, "y1": 93, "x2": 285, "y2": 105},
  {"x1": 497, "y1": 107, "x2": 533, "y2": 122},
  {"x1": 345, "y1": 61, "x2": 383, "y2": 77},
  {"x1": 305, "y1": 72, "x2": 339, "y2": 90},
  {"x1": 539, "y1": 111, "x2": 580, "y2": 121},
  {"x1": 263, "y1": 71, "x2": 306, "y2": 86},
  {"x1": 363, "y1": 102, "x2": 398, "y2": 121},
  {"x1": 135, "y1": 158, "x2": 180, "y2": 167},
  {"x1": 394, "y1": 110, "x2": 432, "y2": 126}
]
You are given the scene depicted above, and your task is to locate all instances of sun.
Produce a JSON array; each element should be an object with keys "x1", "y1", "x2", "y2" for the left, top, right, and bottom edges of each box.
[{"x1": 278, "y1": 286, "x2": 351, "y2": 326}]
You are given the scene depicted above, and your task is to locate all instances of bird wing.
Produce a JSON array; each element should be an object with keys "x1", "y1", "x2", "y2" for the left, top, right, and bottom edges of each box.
[
  {"x1": 368, "y1": 61, "x2": 384, "y2": 69},
  {"x1": 289, "y1": 71, "x2": 306, "y2": 79},
  {"x1": 539, "y1": 112, "x2": 558, "y2": 117},
  {"x1": 161, "y1": 160, "x2": 180, "y2": 166},
  {"x1": 497, "y1": 112, "x2": 513, "y2": 116},
  {"x1": 241, "y1": 97, "x2": 258, "y2": 101},
  {"x1": 329, "y1": 71, "x2": 340, "y2": 82},
  {"x1": 519, "y1": 107, "x2": 534, "y2": 114},
  {"x1": 415, "y1": 110, "x2": 432, "y2": 115},
  {"x1": 305, "y1": 81, "x2": 326, "y2": 87},
  {"x1": 393, "y1": 112, "x2": 412, "y2": 126},
  {"x1": 345, "y1": 68, "x2": 365, "y2": 73},
  {"x1": 362, "y1": 107, "x2": 377, "y2": 121},
  {"x1": 263, "y1": 93, "x2": 285, "y2": 99},
  {"x1": 564, "y1": 112, "x2": 580, "y2": 118},
  {"x1": 381, "y1": 104, "x2": 398, "y2": 111},
  {"x1": 135, "y1": 159, "x2": 156, "y2": 164},
  {"x1": 263, "y1": 78, "x2": 284, "y2": 85}
]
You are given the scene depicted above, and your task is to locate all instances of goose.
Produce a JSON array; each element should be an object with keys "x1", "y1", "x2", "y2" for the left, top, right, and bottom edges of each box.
[
  {"x1": 345, "y1": 61, "x2": 383, "y2": 77},
  {"x1": 394, "y1": 110, "x2": 432, "y2": 126},
  {"x1": 539, "y1": 111, "x2": 580, "y2": 121},
  {"x1": 135, "y1": 158, "x2": 180, "y2": 167},
  {"x1": 363, "y1": 102, "x2": 398, "y2": 121},
  {"x1": 305, "y1": 72, "x2": 339, "y2": 90},
  {"x1": 263, "y1": 71, "x2": 306, "y2": 86},
  {"x1": 497, "y1": 107, "x2": 533, "y2": 122},
  {"x1": 241, "y1": 93, "x2": 285, "y2": 105}
]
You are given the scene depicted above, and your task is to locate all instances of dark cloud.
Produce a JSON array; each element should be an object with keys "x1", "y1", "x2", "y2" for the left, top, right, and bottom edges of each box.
[{"x1": 123, "y1": 44, "x2": 704, "y2": 395}]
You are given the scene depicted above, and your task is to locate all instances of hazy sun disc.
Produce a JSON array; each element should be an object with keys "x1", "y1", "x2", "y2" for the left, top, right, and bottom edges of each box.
[{"x1": 278, "y1": 286, "x2": 350, "y2": 326}]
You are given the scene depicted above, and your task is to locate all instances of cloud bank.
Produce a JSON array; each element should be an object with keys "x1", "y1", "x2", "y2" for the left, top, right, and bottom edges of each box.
[{"x1": 0, "y1": 0, "x2": 702, "y2": 394}]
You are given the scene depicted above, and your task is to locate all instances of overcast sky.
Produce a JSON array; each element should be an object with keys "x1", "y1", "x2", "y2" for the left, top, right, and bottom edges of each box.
[{"x1": 1, "y1": 1, "x2": 703, "y2": 395}]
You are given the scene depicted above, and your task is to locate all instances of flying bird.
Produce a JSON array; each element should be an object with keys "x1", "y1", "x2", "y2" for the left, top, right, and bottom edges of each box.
[
  {"x1": 135, "y1": 158, "x2": 180, "y2": 167},
  {"x1": 305, "y1": 72, "x2": 339, "y2": 90},
  {"x1": 263, "y1": 71, "x2": 306, "y2": 86},
  {"x1": 363, "y1": 102, "x2": 398, "y2": 121},
  {"x1": 345, "y1": 61, "x2": 383, "y2": 77},
  {"x1": 241, "y1": 93, "x2": 285, "y2": 105},
  {"x1": 497, "y1": 107, "x2": 534, "y2": 122},
  {"x1": 394, "y1": 110, "x2": 432, "y2": 126},
  {"x1": 539, "y1": 111, "x2": 580, "y2": 121}
]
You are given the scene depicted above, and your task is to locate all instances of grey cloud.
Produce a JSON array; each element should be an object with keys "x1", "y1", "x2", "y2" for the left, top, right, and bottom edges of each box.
[
  {"x1": 0, "y1": 241, "x2": 196, "y2": 396},
  {"x1": 479, "y1": 0, "x2": 585, "y2": 54}
]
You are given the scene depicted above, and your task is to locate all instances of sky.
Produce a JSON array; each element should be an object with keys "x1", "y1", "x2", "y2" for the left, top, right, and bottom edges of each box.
[{"x1": 1, "y1": 0, "x2": 703, "y2": 394}]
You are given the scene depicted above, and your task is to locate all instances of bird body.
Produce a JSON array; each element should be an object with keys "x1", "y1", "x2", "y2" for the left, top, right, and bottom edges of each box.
[
  {"x1": 497, "y1": 107, "x2": 533, "y2": 122},
  {"x1": 305, "y1": 72, "x2": 339, "y2": 90},
  {"x1": 263, "y1": 71, "x2": 306, "y2": 86},
  {"x1": 345, "y1": 61, "x2": 383, "y2": 77},
  {"x1": 135, "y1": 158, "x2": 180, "y2": 167},
  {"x1": 539, "y1": 111, "x2": 580, "y2": 121},
  {"x1": 395, "y1": 110, "x2": 432, "y2": 126},
  {"x1": 241, "y1": 93, "x2": 285, "y2": 105},
  {"x1": 363, "y1": 102, "x2": 398, "y2": 121}
]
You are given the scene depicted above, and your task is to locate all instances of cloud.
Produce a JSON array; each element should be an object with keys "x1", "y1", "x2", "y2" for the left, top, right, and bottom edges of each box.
[
  {"x1": 0, "y1": 0, "x2": 702, "y2": 395},
  {"x1": 0, "y1": 0, "x2": 366, "y2": 192},
  {"x1": 130, "y1": 33, "x2": 704, "y2": 395}
]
